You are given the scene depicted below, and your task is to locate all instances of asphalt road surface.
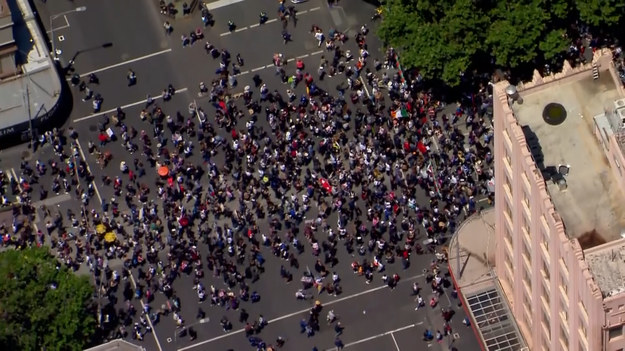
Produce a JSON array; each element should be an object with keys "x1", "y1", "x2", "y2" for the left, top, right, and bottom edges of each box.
[{"x1": 13, "y1": 1, "x2": 489, "y2": 351}]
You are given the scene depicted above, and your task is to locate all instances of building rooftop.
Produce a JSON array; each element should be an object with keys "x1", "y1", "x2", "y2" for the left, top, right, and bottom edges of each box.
[
  {"x1": 0, "y1": 0, "x2": 61, "y2": 131},
  {"x1": 585, "y1": 239, "x2": 625, "y2": 297},
  {"x1": 512, "y1": 73, "x2": 625, "y2": 243}
]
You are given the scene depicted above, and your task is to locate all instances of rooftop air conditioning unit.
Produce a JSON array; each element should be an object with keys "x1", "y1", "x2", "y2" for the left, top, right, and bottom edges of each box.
[
  {"x1": 615, "y1": 99, "x2": 625, "y2": 110},
  {"x1": 617, "y1": 108, "x2": 625, "y2": 127}
]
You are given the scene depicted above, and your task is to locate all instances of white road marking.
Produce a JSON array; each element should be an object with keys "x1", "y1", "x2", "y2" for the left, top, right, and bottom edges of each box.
[
  {"x1": 75, "y1": 139, "x2": 103, "y2": 204},
  {"x1": 72, "y1": 88, "x2": 188, "y2": 123},
  {"x1": 324, "y1": 324, "x2": 416, "y2": 350},
  {"x1": 204, "y1": 0, "x2": 245, "y2": 10},
  {"x1": 72, "y1": 49, "x2": 172, "y2": 79},
  {"x1": 360, "y1": 77, "x2": 371, "y2": 98},
  {"x1": 10, "y1": 168, "x2": 22, "y2": 193},
  {"x1": 129, "y1": 274, "x2": 163, "y2": 351},
  {"x1": 390, "y1": 332, "x2": 401, "y2": 351},
  {"x1": 217, "y1": 7, "x2": 320, "y2": 35},
  {"x1": 47, "y1": 15, "x2": 70, "y2": 33},
  {"x1": 234, "y1": 50, "x2": 325, "y2": 77},
  {"x1": 177, "y1": 274, "x2": 424, "y2": 351}
]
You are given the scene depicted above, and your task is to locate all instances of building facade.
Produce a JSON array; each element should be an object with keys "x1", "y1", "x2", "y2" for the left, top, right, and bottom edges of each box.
[{"x1": 493, "y1": 49, "x2": 625, "y2": 351}]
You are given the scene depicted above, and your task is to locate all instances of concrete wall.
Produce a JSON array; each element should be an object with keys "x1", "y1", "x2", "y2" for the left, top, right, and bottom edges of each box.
[
  {"x1": 493, "y1": 73, "x2": 606, "y2": 350},
  {"x1": 583, "y1": 239, "x2": 625, "y2": 351}
]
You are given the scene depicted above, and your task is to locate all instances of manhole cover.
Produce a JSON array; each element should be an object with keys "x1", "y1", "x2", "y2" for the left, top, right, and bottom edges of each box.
[
  {"x1": 543, "y1": 103, "x2": 567, "y2": 126},
  {"x1": 88, "y1": 125, "x2": 97, "y2": 132}
]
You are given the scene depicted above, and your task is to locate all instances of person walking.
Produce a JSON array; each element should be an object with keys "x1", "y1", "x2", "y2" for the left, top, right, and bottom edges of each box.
[
  {"x1": 282, "y1": 31, "x2": 292, "y2": 44},
  {"x1": 127, "y1": 69, "x2": 136, "y2": 86}
]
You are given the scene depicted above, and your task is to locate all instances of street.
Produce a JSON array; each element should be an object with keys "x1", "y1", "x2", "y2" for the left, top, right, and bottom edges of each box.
[{"x1": 0, "y1": 0, "x2": 492, "y2": 350}]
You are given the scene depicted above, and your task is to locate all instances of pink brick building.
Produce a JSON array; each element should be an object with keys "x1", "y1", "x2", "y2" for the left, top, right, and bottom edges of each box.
[{"x1": 493, "y1": 49, "x2": 625, "y2": 351}]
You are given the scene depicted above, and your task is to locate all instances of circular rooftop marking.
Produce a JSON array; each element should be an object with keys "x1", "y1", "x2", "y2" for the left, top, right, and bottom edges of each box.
[{"x1": 543, "y1": 103, "x2": 567, "y2": 126}]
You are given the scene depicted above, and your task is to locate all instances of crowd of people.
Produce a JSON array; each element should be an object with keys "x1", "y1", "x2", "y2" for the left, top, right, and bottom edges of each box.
[{"x1": 0, "y1": 2, "x2": 498, "y2": 350}]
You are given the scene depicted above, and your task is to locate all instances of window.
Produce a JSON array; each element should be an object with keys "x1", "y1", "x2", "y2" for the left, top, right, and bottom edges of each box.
[
  {"x1": 560, "y1": 325, "x2": 569, "y2": 346},
  {"x1": 542, "y1": 307, "x2": 550, "y2": 325},
  {"x1": 543, "y1": 229, "x2": 550, "y2": 251},
  {"x1": 523, "y1": 267, "x2": 532, "y2": 291},
  {"x1": 560, "y1": 258, "x2": 569, "y2": 279},
  {"x1": 610, "y1": 326, "x2": 623, "y2": 340},
  {"x1": 579, "y1": 301, "x2": 589, "y2": 322},
  {"x1": 542, "y1": 259, "x2": 550, "y2": 281}
]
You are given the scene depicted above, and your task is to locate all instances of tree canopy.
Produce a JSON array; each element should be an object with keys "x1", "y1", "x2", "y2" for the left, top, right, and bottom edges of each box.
[
  {"x1": 0, "y1": 247, "x2": 96, "y2": 351},
  {"x1": 377, "y1": 0, "x2": 624, "y2": 86}
]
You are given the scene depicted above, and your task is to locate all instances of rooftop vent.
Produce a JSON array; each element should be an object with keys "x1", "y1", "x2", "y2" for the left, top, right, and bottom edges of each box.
[
  {"x1": 557, "y1": 177, "x2": 567, "y2": 190},
  {"x1": 543, "y1": 103, "x2": 567, "y2": 126},
  {"x1": 615, "y1": 99, "x2": 625, "y2": 110},
  {"x1": 558, "y1": 164, "x2": 570, "y2": 176},
  {"x1": 551, "y1": 171, "x2": 568, "y2": 191},
  {"x1": 617, "y1": 108, "x2": 625, "y2": 128},
  {"x1": 505, "y1": 85, "x2": 523, "y2": 104}
]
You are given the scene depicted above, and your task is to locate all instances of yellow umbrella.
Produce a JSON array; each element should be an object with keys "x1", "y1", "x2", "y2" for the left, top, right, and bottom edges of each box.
[
  {"x1": 104, "y1": 232, "x2": 117, "y2": 243},
  {"x1": 96, "y1": 224, "x2": 107, "y2": 234}
]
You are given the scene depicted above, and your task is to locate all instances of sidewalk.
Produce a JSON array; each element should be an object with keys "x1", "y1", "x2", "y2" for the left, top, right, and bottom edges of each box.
[{"x1": 447, "y1": 209, "x2": 527, "y2": 351}]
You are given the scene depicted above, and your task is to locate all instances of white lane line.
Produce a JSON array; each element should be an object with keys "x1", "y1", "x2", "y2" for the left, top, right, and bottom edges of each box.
[
  {"x1": 309, "y1": 6, "x2": 321, "y2": 11},
  {"x1": 390, "y1": 332, "x2": 401, "y2": 351},
  {"x1": 249, "y1": 23, "x2": 259, "y2": 28},
  {"x1": 204, "y1": 0, "x2": 245, "y2": 10},
  {"x1": 296, "y1": 54, "x2": 309, "y2": 59},
  {"x1": 251, "y1": 66, "x2": 266, "y2": 72},
  {"x1": 360, "y1": 77, "x2": 371, "y2": 98},
  {"x1": 47, "y1": 25, "x2": 69, "y2": 33},
  {"x1": 73, "y1": 88, "x2": 188, "y2": 123},
  {"x1": 177, "y1": 274, "x2": 424, "y2": 351},
  {"x1": 10, "y1": 168, "x2": 22, "y2": 193},
  {"x1": 238, "y1": 70, "x2": 250, "y2": 75},
  {"x1": 299, "y1": 10, "x2": 309, "y2": 14},
  {"x1": 311, "y1": 50, "x2": 324, "y2": 56},
  {"x1": 72, "y1": 49, "x2": 172, "y2": 79},
  {"x1": 75, "y1": 139, "x2": 103, "y2": 204},
  {"x1": 266, "y1": 18, "x2": 278, "y2": 24},
  {"x1": 235, "y1": 26, "x2": 248, "y2": 32},
  {"x1": 129, "y1": 274, "x2": 164, "y2": 351},
  {"x1": 220, "y1": 32, "x2": 231, "y2": 37},
  {"x1": 48, "y1": 15, "x2": 71, "y2": 33},
  {"x1": 327, "y1": 324, "x2": 416, "y2": 350}
]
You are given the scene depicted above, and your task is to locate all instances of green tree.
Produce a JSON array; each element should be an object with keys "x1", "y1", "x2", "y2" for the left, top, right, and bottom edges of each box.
[
  {"x1": 377, "y1": 0, "x2": 625, "y2": 86},
  {"x1": 575, "y1": 0, "x2": 625, "y2": 27},
  {"x1": 0, "y1": 247, "x2": 96, "y2": 351},
  {"x1": 377, "y1": 0, "x2": 488, "y2": 86}
]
